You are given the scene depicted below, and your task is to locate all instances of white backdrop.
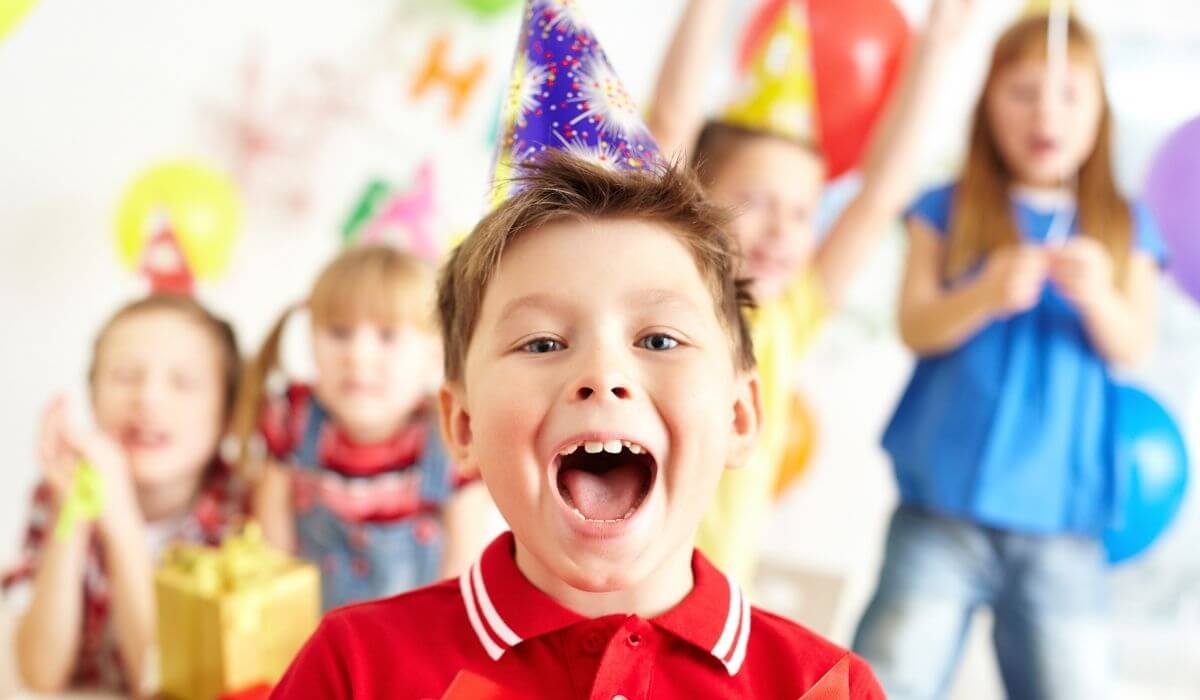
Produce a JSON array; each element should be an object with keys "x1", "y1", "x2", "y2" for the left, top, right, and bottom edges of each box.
[{"x1": 3, "y1": 1, "x2": 1200, "y2": 696}]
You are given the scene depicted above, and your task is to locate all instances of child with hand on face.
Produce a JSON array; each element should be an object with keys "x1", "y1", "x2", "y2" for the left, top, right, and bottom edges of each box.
[
  {"x1": 853, "y1": 15, "x2": 1166, "y2": 700},
  {"x1": 646, "y1": 0, "x2": 975, "y2": 584},
  {"x1": 2, "y1": 295, "x2": 246, "y2": 694},
  {"x1": 235, "y1": 245, "x2": 489, "y2": 612}
]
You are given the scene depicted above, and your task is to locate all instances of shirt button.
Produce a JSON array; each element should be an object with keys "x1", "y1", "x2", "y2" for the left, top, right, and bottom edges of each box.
[
  {"x1": 626, "y1": 633, "x2": 642, "y2": 648},
  {"x1": 612, "y1": 696, "x2": 628, "y2": 700}
]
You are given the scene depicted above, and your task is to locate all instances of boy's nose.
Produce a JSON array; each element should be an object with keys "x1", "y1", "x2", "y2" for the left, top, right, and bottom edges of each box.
[
  {"x1": 570, "y1": 368, "x2": 633, "y2": 402},
  {"x1": 574, "y1": 382, "x2": 631, "y2": 401}
]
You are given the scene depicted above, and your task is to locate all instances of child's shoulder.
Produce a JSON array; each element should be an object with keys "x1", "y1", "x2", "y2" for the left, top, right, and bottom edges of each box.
[
  {"x1": 747, "y1": 605, "x2": 849, "y2": 660},
  {"x1": 273, "y1": 578, "x2": 475, "y2": 696},
  {"x1": 323, "y1": 577, "x2": 464, "y2": 636},
  {"x1": 1129, "y1": 199, "x2": 1169, "y2": 264},
  {"x1": 747, "y1": 606, "x2": 883, "y2": 694},
  {"x1": 261, "y1": 383, "x2": 318, "y2": 457},
  {"x1": 906, "y1": 181, "x2": 958, "y2": 234}
]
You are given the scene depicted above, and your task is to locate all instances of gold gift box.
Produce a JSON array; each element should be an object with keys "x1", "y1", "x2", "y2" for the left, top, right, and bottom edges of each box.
[{"x1": 156, "y1": 524, "x2": 320, "y2": 700}]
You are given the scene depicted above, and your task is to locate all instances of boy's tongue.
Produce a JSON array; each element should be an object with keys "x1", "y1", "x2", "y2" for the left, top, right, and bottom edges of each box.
[{"x1": 561, "y1": 461, "x2": 644, "y2": 521}]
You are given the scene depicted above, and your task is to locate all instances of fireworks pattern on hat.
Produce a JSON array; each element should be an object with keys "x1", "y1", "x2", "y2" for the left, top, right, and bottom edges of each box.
[{"x1": 491, "y1": 0, "x2": 662, "y2": 205}]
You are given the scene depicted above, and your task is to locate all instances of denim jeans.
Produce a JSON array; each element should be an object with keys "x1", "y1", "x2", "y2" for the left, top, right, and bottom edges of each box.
[{"x1": 852, "y1": 506, "x2": 1112, "y2": 700}]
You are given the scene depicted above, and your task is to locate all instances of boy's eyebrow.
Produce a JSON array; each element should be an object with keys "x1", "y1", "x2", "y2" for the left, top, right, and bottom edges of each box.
[
  {"x1": 495, "y1": 289, "x2": 706, "y2": 325},
  {"x1": 495, "y1": 293, "x2": 571, "y2": 324},
  {"x1": 627, "y1": 288, "x2": 704, "y2": 315}
]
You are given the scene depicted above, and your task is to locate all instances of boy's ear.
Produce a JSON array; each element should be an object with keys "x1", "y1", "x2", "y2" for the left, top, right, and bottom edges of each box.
[
  {"x1": 727, "y1": 370, "x2": 763, "y2": 470},
  {"x1": 438, "y1": 382, "x2": 474, "y2": 470}
]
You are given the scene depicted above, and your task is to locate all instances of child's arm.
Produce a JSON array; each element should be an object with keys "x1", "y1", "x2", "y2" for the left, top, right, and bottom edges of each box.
[
  {"x1": 814, "y1": 0, "x2": 972, "y2": 309},
  {"x1": 1049, "y1": 240, "x2": 1158, "y2": 366},
  {"x1": 94, "y1": 473, "x2": 156, "y2": 696},
  {"x1": 646, "y1": 0, "x2": 734, "y2": 161},
  {"x1": 253, "y1": 459, "x2": 297, "y2": 554},
  {"x1": 438, "y1": 481, "x2": 491, "y2": 580},
  {"x1": 897, "y1": 221, "x2": 1047, "y2": 355},
  {"x1": 16, "y1": 398, "x2": 155, "y2": 693},
  {"x1": 15, "y1": 399, "x2": 89, "y2": 691},
  {"x1": 14, "y1": 518, "x2": 90, "y2": 691}
]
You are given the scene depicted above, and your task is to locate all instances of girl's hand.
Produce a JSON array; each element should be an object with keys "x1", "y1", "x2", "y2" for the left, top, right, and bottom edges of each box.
[
  {"x1": 980, "y1": 245, "x2": 1049, "y2": 316},
  {"x1": 926, "y1": 0, "x2": 974, "y2": 42},
  {"x1": 37, "y1": 395, "x2": 134, "y2": 508},
  {"x1": 1050, "y1": 237, "x2": 1116, "y2": 312},
  {"x1": 38, "y1": 396, "x2": 84, "y2": 504}
]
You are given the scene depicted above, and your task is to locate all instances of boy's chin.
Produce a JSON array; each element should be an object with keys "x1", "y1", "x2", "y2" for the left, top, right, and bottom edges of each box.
[{"x1": 556, "y1": 546, "x2": 662, "y2": 593}]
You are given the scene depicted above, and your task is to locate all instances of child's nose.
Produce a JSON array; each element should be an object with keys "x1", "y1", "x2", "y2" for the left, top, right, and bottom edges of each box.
[
  {"x1": 347, "y1": 331, "x2": 378, "y2": 364},
  {"x1": 574, "y1": 382, "x2": 631, "y2": 401},
  {"x1": 569, "y1": 364, "x2": 633, "y2": 403},
  {"x1": 131, "y1": 375, "x2": 167, "y2": 407}
]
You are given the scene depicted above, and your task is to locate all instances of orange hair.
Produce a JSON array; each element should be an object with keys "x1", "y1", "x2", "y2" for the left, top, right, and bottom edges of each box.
[{"x1": 946, "y1": 14, "x2": 1132, "y2": 283}]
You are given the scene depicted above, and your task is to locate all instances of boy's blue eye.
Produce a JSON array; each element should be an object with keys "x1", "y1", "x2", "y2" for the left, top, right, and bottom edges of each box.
[
  {"x1": 521, "y1": 338, "x2": 564, "y2": 354},
  {"x1": 638, "y1": 334, "x2": 679, "y2": 351}
]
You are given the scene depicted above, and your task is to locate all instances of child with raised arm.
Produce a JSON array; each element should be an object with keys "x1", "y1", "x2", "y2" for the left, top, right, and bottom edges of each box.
[
  {"x1": 646, "y1": 0, "x2": 973, "y2": 583},
  {"x1": 271, "y1": 2, "x2": 883, "y2": 696}
]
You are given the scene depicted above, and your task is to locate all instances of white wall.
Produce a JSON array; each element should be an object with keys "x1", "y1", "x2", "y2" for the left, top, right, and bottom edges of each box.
[{"x1": 3, "y1": 0, "x2": 1200, "y2": 696}]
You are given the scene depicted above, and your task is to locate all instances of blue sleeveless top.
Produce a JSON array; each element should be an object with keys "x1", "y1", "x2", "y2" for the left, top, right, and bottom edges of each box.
[{"x1": 882, "y1": 184, "x2": 1167, "y2": 535}]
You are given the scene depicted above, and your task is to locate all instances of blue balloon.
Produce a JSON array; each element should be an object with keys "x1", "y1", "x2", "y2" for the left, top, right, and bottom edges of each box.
[{"x1": 1103, "y1": 385, "x2": 1190, "y2": 564}]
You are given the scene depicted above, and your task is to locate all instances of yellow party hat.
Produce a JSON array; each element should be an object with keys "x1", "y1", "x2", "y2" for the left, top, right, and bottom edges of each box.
[
  {"x1": 1023, "y1": 0, "x2": 1074, "y2": 15},
  {"x1": 722, "y1": 1, "x2": 816, "y2": 141}
]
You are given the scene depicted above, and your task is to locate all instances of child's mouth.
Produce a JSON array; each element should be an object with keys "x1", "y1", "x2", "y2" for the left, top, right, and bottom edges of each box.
[
  {"x1": 122, "y1": 426, "x2": 170, "y2": 450},
  {"x1": 554, "y1": 439, "x2": 655, "y2": 523},
  {"x1": 1029, "y1": 135, "x2": 1059, "y2": 156}
]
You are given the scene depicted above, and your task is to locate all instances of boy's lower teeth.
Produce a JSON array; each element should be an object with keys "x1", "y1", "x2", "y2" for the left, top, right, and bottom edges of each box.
[{"x1": 570, "y1": 503, "x2": 638, "y2": 523}]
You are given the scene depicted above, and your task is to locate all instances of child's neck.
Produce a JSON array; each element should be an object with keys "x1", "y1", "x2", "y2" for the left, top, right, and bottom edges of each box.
[
  {"x1": 329, "y1": 397, "x2": 424, "y2": 445},
  {"x1": 137, "y1": 472, "x2": 205, "y2": 523},
  {"x1": 341, "y1": 421, "x2": 400, "y2": 444},
  {"x1": 513, "y1": 541, "x2": 696, "y2": 619},
  {"x1": 1011, "y1": 181, "x2": 1074, "y2": 208}
]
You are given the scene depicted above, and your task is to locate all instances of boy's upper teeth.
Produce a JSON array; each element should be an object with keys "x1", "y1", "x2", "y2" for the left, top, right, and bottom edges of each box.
[{"x1": 559, "y1": 439, "x2": 649, "y2": 457}]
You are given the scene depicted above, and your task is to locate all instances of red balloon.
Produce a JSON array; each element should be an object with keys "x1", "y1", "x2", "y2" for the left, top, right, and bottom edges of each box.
[
  {"x1": 735, "y1": 0, "x2": 911, "y2": 180},
  {"x1": 809, "y1": 0, "x2": 911, "y2": 179}
]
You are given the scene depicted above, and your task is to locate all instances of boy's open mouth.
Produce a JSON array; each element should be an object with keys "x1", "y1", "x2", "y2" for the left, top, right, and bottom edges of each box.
[{"x1": 554, "y1": 439, "x2": 655, "y2": 523}]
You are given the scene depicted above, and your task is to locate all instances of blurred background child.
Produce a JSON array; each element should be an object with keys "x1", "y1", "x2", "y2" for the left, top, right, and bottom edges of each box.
[
  {"x1": 234, "y1": 245, "x2": 489, "y2": 612},
  {"x1": 853, "y1": 14, "x2": 1166, "y2": 699},
  {"x1": 2, "y1": 295, "x2": 246, "y2": 694},
  {"x1": 646, "y1": 0, "x2": 973, "y2": 586}
]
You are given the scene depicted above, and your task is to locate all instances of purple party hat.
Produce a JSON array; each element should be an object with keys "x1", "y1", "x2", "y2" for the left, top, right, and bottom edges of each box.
[{"x1": 490, "y1": 0, "x2": 663, "y2": 206}]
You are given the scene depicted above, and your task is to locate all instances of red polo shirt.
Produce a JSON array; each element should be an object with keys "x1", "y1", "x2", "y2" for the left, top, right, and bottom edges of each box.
[{"x1": 271, "y1": 533, "x2": 883, "y2": 699}]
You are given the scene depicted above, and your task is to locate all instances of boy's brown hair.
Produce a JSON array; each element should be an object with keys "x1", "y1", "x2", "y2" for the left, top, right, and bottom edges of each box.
[{"x1": 437, "y1": 151, "x2": 756, "y2": 382}]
